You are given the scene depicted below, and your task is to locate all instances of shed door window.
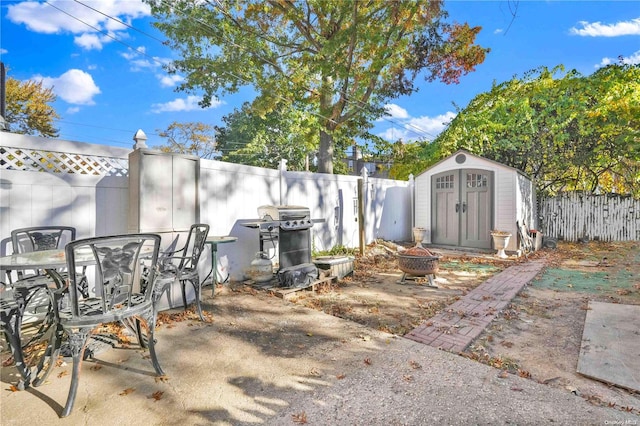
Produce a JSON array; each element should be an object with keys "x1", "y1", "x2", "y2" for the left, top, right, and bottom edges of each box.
[
  {"x1": 436, "y1": 174, "x2": 455, "y2": 189},
  {"x1": 466, "y1": 173, "x2": 488, "y2": 188}
]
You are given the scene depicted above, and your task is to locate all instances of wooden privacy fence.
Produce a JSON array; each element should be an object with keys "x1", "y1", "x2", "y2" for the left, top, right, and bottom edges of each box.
[{"x1": 539, "y1": 192, "x2": 640, "y2": 242}]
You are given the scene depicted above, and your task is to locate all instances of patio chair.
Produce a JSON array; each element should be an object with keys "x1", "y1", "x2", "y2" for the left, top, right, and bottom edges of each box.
[
  {"x1": 155, "y1": 224, "x2": 210, "y2": 321},
  {"x1": 0, "y1": 285, "x2": 34, "y2": 389},
  {"x1": 10, "y1": 226, "x2": 88, "y2": 295},
  {"x1": 36, "y1": 233, "x2": 165, "y2": 418},
  {"x1": 8, "y1": 227, "x2": 83, "y2": 349}
]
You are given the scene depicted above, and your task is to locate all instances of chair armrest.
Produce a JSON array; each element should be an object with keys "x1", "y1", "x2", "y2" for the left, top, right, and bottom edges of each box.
[{"x1": 159, "y1": 255, "x2": 193, "y2": 271}]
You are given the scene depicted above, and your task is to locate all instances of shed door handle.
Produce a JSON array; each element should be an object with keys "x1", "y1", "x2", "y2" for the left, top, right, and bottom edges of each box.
[
  {"x1": 455, "y1": 203, "x2": 460, "y2": 213},
  {"x1": 462, "y1": 202, "x2": 467, "y2": 213}
]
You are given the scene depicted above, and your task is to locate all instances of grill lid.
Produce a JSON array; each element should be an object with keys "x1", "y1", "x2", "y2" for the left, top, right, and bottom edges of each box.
[{"x1": 258, "y1": 205, "x2": 310, "y2": 221}]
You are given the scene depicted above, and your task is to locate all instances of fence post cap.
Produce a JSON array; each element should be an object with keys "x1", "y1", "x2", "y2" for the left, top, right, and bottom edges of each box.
[{"x1": 133, "y1": 129, "x2": 148, "y2": 149}]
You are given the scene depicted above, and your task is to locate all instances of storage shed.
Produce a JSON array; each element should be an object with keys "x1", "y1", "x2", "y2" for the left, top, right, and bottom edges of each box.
[{"x1": 414, "y1": 150, "x2": 536, "y2": 254}]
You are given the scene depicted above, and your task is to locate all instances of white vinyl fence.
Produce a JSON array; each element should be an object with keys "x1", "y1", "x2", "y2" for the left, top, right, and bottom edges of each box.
[
  {"x1": 1, "y1": 132, "x2": 412, "y2": 281},
  {"x1": 539, "y1": 192, "x2": 640, "y2": 242}
]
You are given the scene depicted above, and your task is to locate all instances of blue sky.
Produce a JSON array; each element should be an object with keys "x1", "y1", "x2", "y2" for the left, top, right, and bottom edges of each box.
[{"x1": 1, "y1": 0, "x2": 639, "y2": 151}]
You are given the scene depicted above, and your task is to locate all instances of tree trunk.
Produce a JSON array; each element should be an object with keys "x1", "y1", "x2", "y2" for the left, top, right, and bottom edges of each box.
[
  {"x1": 317, "y1": 74, "x2": 336, "y2": 174},
  {"x1": 318, "y1": 129, "x2": 334, "y2": 174}
]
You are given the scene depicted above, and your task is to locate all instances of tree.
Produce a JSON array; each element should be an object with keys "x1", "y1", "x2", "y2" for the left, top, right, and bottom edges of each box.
[
  {"x1": 406, "y1": 64, "x2": 640, "y2": 197},
  {"x1": 5, "y1": 76, "x2": 59, "y2": 137},
  {"x1": 145, "y1": 0, "x2": 488, "y2": 173},
  {"x1": 216, "y1": 102, "x2": 320, "y2": 171},
  {"x1": 156, "y1": 121, "x2": 218, "y2": 159}
]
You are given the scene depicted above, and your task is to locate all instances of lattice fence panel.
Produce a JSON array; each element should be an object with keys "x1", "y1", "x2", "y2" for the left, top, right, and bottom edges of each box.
[{"x1": 0, "y1": 146, "x2": 128, "y2": 176}]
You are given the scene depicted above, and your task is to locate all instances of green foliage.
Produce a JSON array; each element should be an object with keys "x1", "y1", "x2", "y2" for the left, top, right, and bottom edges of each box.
[
  {"x1": 402, "y1": 64, "x2": 640, "y2": 197},
  {"x1": 5, "y1": 76, "x2": 59, "y2": 137},
  {"x1": 313, "y1": 245, "x2": 357, "y2": 258},
  {"x1": 145, "y1": 0, "x2": 487, "y2": 174},
  {"x1": 216, "y1": 101, "x2": 317, "y2": 170},
  {"x1": 156, "y1": 121, "x2": 218, "y2": 159}
]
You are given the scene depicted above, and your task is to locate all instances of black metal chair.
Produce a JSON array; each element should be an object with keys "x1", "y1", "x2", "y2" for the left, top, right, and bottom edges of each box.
[
  {"x1": 11, "y1": 226, "x2": 75, "y2": 250},
  {"x1": 155, "y1": 224, "x2": 210, "y2": 321},
  {"x1": 10, "y1": 226, "x2": 87, "y2": 295},
  {"x1": 0, "y1": 285, "x2": 33, "y2": 389},
  {"x1": 35, "y1": 233, "x2": 165, "y2": 418},
  {"x1": 6, "y1": 227, "x2": 81, "y2": 354}
]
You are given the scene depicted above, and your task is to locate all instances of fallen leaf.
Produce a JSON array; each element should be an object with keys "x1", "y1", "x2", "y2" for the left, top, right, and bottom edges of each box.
[
  {"x1": 518, "y1": 369, "x2": 531, "y2": 378},
  {"x1": 149, "y1": 391, "x2": 164, "y2": 401},
  {"x1": 364, "y1": 358, "x2": 372, "y2": 365},
  {"x1": 119, "y1": 388, "x2": 135, "y2": 396},
  {"x1": 336, "y1": 374, "x2": 346, "y2": 379},
  {"x1": 409, "y1": 360, "x2": 422, "y2": 369},
  {"x1": 292, "y1": 411, "x2": 307, "y2": 424},
  {"x1": 9, "y1": 385, "x2": 20, "y2": 392},
  {"x1": 57, "y1": 371, "x2": 69, "y2": 379},
  {"x1": 155, "y1": 375, "x2": 170, "y2": 383}
]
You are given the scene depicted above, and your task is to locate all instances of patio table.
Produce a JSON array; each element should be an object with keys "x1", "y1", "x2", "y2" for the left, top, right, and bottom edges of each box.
[{"x1": 205, "y1": 236, "x2": 237, "y2": 296}]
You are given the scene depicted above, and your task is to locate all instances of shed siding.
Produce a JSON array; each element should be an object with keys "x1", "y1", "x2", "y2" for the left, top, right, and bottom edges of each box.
[
  {"x1": 415, "y1": 180, "x2": 430, "y2": 239},
  {"x1": 493, "y1": 168, "x2": 518, "y2": 250}
]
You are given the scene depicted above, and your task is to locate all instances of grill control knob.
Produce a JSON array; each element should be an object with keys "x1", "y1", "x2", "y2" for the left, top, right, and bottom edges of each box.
[{"x1": 285, "y1": 221, "x2": 291, "y2": 227}]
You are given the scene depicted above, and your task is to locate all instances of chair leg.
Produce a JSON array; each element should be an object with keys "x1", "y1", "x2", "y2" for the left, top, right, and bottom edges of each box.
[
  {"x1": 141, "y1": 310, "x2": 164, "y2": 376},
  {"x1": 61, "y1": 327, "x2": 91, "y2": 418},
  {"x1": 32, "y1": 319, "x2": 63, "y2": 387},
  {"x1": 189, "y1": 279, "x2": 205, "y2": 321},
  {"x1": 134, "y1": 318, "x2": 148, "y2": 349},
  {"x1": 1, "y1": 312, "x2": 31, "y2": 389},
  {"x1": 180, "y1": 281, "x2": 188, "y2": 313}
]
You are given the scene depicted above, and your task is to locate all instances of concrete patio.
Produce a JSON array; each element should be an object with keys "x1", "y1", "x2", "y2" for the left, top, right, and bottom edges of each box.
[{"x1": 1, "y1": 260, "x2": 638, "y2": 425}]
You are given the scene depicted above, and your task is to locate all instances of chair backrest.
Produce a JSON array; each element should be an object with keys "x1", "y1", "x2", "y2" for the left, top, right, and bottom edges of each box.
[
  {"x1": 11, "y1": 226, "x2": 76, "y2": 254},
  {"x1": 65, "y1": 234, "x2": 161, "y2": 318},
  {"x1": 178, "y1": 224, "x2": 209, "y2": 269}
]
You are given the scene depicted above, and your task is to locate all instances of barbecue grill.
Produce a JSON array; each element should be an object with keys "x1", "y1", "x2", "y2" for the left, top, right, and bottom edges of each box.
[{"x1": 243, "y1": 205, "x2": 324, "y2": 272}]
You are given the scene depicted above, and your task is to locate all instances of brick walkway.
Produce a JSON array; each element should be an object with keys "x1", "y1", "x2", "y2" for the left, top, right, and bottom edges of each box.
[{"x1": 405, "y1": 259, "x2": 548, "y2": 353}]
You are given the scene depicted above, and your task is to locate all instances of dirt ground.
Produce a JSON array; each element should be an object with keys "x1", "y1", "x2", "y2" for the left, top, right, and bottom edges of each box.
[
  {"x1": 282, "y1": 240, "x2": 640, "y2": 415},
  {"x1": 3, "y1": 240, "x2": 639, "y2": 419}
]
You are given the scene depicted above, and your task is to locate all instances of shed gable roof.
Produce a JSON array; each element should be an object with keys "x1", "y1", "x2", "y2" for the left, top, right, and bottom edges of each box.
[{"x1": 415, "y1": 149, "x2": 530, "y2": 180}]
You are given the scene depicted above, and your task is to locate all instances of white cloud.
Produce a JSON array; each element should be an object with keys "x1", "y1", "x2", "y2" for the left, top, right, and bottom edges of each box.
[
  {"x1": 158, "y1": 74, "x2": 184, "y2": 88},
  {"x1": 383, "y1": 103, "x2": 410, "y2": 120},
  {"x1": 74, "y1": 32, "x2": 112, "y2": 51},
  {"x1": 597, "y1": 49, "x2": 640, "y2": 68},
  {"x1": 36, "y1": 69, "x2": 101, "y2": 105},
  {"x1": 151, "y1": 95, "x2": 223, "y2": 113},
  {"x1": 6, "y1": 0, "x2": 150, "y2": 50},
  {"x1": 570, "y1": 17, "x2": 640, "y2": 37},
  {"x1": 407, "y1": 112, "x2": 456, "y2": 136},
  {"x1": 0, "y1": 48, "x2": 7, "y2": 55},
  {"x1": 121, "y1": 47, "x2": 177, "y2": 87},
  {"x1": 66, "y1": 107, "x2": 81, "y2": 114},
  {"x1": 378, "y1": 111, "x2": 456, "y2": 142}
]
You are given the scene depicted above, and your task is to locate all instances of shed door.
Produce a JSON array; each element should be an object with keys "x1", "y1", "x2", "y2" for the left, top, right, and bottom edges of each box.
[{"x1": 431, "y1": 169, "x2": 493, "y2": 249}]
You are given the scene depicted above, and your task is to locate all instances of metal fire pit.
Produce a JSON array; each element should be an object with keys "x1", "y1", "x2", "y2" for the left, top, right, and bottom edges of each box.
[{"x1": 397, "y1": 247, "x2": 439, "y2": 287}]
